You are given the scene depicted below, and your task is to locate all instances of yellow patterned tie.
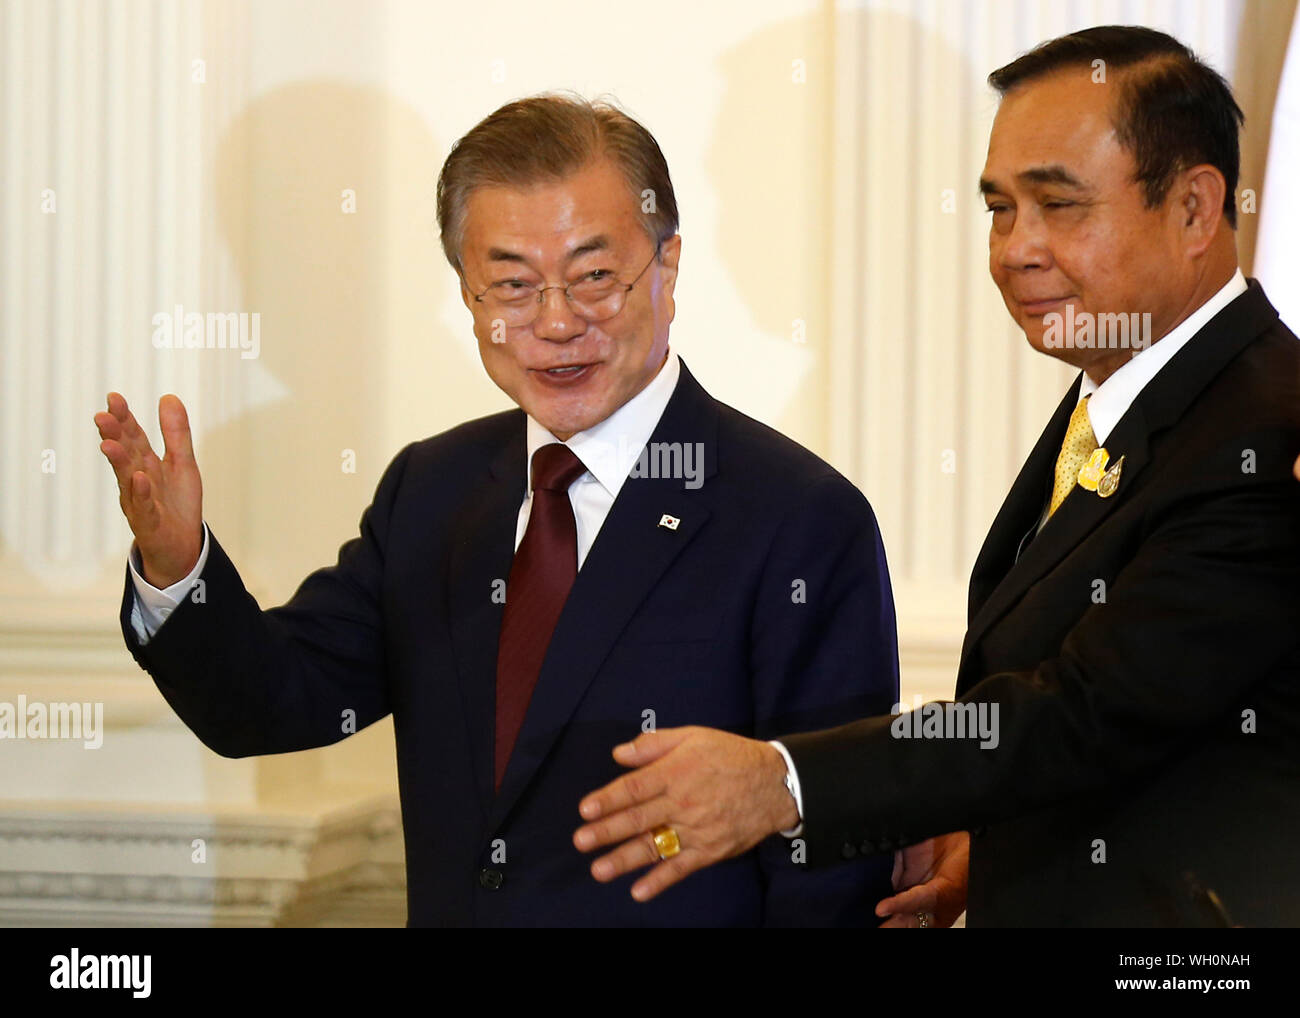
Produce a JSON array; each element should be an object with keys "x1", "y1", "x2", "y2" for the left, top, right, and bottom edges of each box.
[{"x1": 1047, "y1": 395, "x2": 1096, "y2": 518}]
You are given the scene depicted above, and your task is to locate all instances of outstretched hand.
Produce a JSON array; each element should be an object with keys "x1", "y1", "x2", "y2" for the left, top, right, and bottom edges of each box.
[{"x1": 574, "y1": 726, "x2": 799, "y2": 902}]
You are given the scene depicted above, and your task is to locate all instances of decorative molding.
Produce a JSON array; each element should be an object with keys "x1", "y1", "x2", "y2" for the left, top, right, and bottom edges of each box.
[{"x1": 0, "y1": 795, "x2": 406, "y2": 927}]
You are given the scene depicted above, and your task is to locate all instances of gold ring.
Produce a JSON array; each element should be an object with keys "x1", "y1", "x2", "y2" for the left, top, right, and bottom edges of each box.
[{"x1": 650, "y1": 825, "x2": 681, "y2": 860}]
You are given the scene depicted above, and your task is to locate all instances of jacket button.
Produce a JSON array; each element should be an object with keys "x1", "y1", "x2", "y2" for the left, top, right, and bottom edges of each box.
[
  {"x1": 841, "y1": 842, "x2": 858, "y2": 859},
  {"x1": 478, "y1": 868, "x2": 504, "y2": 890}
]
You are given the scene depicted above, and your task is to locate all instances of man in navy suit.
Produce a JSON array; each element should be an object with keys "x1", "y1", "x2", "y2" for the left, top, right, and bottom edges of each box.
[{"x1": 94, "y1": 94, "x2": 900, "y2": 926}]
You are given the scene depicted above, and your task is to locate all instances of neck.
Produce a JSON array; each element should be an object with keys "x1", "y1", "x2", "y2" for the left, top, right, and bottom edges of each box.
[
  {"x1": 1085, "y1": 252, "x2": 1237, "y2": 387},
  {"x1": 1084, "y1": 350, "x2": 1136, "y2": 387}
]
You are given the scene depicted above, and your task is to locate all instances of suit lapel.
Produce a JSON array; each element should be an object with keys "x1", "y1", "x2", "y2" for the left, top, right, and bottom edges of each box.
[
  {"x1": 959, "y1": 405, "x2": 1151, "y2": 680},
  {"x1": 447, "y1": 416, "x2": 527, "y2": 814},
  {"x1": 489, "y1": 363, "x2": 719, "y2": 830},
  {"x1": 958, "y1": 279, "x2": 1280, "y2": 684},
  {"x1": 964, "y1": 378, "x2": 1080, "y2": 631}
]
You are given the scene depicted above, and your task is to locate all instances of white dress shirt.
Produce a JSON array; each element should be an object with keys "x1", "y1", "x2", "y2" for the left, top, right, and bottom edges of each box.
[
  {"x1": 519, "y1": 349, "x2": 680, "y2": 568},
  {"x1": 128, "y1": 349, "x2": 681, "y2": 643}
]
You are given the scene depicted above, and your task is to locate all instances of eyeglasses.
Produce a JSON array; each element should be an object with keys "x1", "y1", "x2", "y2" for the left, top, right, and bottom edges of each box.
[{"x1": 464, "y1": 246, "x2": 660, "y2": 327}]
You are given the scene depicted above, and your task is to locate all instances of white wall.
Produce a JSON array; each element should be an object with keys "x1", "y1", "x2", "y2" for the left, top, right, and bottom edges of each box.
[{"x1": 1, "y1": 0, "x2": 1293, "y2": 924}]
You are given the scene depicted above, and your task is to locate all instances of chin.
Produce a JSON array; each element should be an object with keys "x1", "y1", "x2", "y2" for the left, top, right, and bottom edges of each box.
[
  {"x1": 531, "y1": 403, "x2": 603, "y2": 438},
  {"x1": 1020, "y1": 323, "x2": 1048, "y2": 352}
]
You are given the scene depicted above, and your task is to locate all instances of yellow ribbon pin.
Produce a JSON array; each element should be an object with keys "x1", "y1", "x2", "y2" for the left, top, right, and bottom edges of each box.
[{"x1": 1077, "y1": 448, "x2": 1110, "y2": 492}]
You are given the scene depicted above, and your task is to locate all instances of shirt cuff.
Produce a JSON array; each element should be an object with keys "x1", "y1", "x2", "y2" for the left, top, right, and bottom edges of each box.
[
  {"x1": 768, "y1": 739, "x2": 804, "y2": 838},
  {"x1": 128, "y1": 522, "x2": 211, "y2": 643}
]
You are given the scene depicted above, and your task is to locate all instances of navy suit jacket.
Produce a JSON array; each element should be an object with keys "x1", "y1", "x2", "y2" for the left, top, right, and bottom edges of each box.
[{"x1": 120, "y1": 359, "x2": 900, "y2": 926}]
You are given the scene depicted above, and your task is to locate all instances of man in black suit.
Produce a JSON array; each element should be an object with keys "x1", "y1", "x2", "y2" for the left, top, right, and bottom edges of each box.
[
  {"x1": 575, "y1": 26, "x2": 1300, "y2": 927},
  {"x1": 95, "y1": 95, "x2": 900, "y2": 925}
]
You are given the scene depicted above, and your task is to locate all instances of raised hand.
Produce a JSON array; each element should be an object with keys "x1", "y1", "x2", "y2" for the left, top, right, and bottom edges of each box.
[{"x1": 94, "y1": 392, "x2": 204, "y2": 588}]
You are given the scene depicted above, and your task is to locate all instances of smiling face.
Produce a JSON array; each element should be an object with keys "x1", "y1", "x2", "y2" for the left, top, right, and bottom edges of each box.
[
  {"x1": 980, "y1": 68, "x2": 1206, "y2": 380},
  {"x1": 457, "y1": 157, "x2": 681, "y2": 440}
]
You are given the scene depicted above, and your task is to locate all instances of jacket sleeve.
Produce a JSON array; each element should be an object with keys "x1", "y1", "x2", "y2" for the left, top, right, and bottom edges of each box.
[
  {"x1": 118, "y1": 442, "x2": 416, "y2": 758},
  {"x1": 747, "y1": 472, "x2": 900, "y2": 926},
  {"x1": 781, "y1": 432, "x2": 1300, "y2": 866}
]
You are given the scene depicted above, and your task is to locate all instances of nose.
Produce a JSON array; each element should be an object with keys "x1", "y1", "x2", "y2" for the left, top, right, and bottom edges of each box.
[
  {"x1": 532, "y1": 286, "x2": 586, "y2": 342},
  {"x1": 994, "y1": 206, "x2": 1052, "y2": 274}
]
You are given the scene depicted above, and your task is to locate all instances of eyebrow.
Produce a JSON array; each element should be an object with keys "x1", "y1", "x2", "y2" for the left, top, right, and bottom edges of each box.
[
  {"x1": 486, "y1": 234, "x2": 613, "y2": 264},
  {"x1": 979, "y1": 165, "x2": 1088, "y2": 196}
]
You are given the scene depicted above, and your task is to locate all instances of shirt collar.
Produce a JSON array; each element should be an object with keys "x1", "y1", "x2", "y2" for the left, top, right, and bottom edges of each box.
[
  {"x1": 525, "y1": 348, "x2": 681, "y2": 498},
  {"x1": 1079, "y1": 269, "x2": 1247, "y2": 444}
]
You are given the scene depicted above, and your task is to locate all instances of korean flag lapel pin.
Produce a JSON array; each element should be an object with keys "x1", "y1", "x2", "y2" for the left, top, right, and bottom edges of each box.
[{"x1": 658, "y1": 513, "x2": 681, "y2": 531}]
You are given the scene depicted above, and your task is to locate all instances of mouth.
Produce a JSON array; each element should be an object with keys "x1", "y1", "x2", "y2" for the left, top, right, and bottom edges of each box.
[
  {"x1": 530, "y1": 363, "x2": 598, "y2": 387},
  {"x1": 1017, "y1": 295, "x2": 1075, "y2": 317}
]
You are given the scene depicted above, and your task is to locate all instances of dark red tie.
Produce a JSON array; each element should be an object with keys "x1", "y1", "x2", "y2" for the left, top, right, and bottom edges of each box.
[{"x1": 494, "y1": 443, "x2": 588, "y2": 790}]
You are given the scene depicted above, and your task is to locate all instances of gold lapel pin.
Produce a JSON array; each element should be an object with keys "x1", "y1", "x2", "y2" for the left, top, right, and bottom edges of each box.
[
  {"x1": 1097, "y1": 455, "x2": 1125, "y2": 498},
  {"x1": 1077, "y1": 448, "x2": 1110, "y2": 492}
]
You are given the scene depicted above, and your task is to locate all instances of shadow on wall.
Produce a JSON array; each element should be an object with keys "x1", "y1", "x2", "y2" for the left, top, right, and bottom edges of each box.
[
  {"x1": 206, "y1": 80, "x2": 446, "y2": 807},
  {"x1": 706, "y1": 8, "x2": 975, "y2": 456}
]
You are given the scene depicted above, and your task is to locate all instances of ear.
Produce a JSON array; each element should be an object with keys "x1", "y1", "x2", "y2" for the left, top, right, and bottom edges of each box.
[
  {"x1": 458, "y1": 270, "x2": 475, "y2": 312},
  {"x1": 1174, "y1": 164, "x2": 1228, "y2": 256},
  {"x1": 657, "y1": 234, "x2": 682, "y2": 299}
]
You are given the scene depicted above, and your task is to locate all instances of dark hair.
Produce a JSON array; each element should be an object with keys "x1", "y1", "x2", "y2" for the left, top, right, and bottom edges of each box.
[
  {"x1": 436, "y1": 92, "x2": 679, "y2": 270},
  {"x1": 988, "y1": 25, "x2": 1244, "y2": 228}
]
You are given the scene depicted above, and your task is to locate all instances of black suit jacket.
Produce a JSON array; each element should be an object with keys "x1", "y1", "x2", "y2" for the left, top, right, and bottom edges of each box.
[
  {"x1": 120, "y1": 359, "x2": 899, "y2": 926},
  {"x1": 784, "y1": 280, "x2": 1300, "y2": 926}
]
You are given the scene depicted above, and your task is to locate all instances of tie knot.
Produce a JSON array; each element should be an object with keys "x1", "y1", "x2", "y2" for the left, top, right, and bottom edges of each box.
[{"x1": 531, "y1": 443, "x2": 586, "y2": 493}]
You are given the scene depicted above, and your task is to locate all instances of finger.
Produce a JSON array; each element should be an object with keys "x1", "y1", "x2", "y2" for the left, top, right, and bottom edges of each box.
[
  {"x1": 875, "y1": 882, "x2": 937, "y2": 916},
  {"x1": 578, "y1": 757, "x2": 670, "y2": 822},
  {"x1": 99, "y1": 439, "x2": 135, "y2": 490},
  {"x1": 94, "y1": 408, "x2": 123, "y2": 442},
  {"x1": 890, "y1": 848, "x2": 904, "y2": 891},
  {"x1": 117, "y1": 471, "x2": 161, "y2": 536},
  {"x1": 105, "y1": 393, "x2": 158, "y2": 468},
  {"x1": 629, "y1": 849, "x2": 708, "y2": 903},
  {"x1": 609, "y1": 726, "x2": 693, "y2": 768},
  {"x1": 100, "y1": 433, "x2": 144, "y2": 500},
  {"x1": 573, "y1": 795, "x2": 672, "y2": 853},
  {"x1": 131, "y1": 472, "x2": 161, "y2": 524},
  {"x1": 587, "y1": 830, "x2": 664, "y2": 883},
  {"x1": 106, "y1": 391, "x2": 130, "y2": 423},
  {"x1": 107, "y1": 392, "x2": 145, "y2": 442},
  {"x1": 158, "y1": 394, "x2": 195, "y2": 463},
  {"x1": 877, "y1": 914, "x2": 915, "y2": 928}
]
